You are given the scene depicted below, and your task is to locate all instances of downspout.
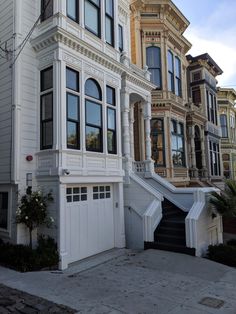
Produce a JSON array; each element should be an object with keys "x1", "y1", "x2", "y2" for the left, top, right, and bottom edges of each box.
[{"x1": 11, "y1": 0, "x2": 22, "y2": 185}]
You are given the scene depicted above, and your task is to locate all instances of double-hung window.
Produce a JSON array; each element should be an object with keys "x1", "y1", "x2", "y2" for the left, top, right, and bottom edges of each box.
[
  {"x1": 85, "y1": 0, "x2": 101, "y2": 37},
  {"x1": 85, "y1": 79, "x2": 103, "y2": 152},
  {"x1": 106, "y1": 86, "x2": 116, "y2": 154},
  {"x1": 220, "y1": 114, "x2": 228, "y2": 138},
  {"x1": 175, "y1": 56, "x2": 181, "y2": 97},
  {"x1": 171, "y1": 120, "x2": 185, "y2": 167},
  {"x1": 118, "y1": 24, "x2": 123, "y2": 52},
  {"x1": 66, "y1": 68, "x2": 80, "y2": 149},
  {"x1": 0, "y1": 192, "x2": 8, "y2": 230},
  {"x1": 146, "y1": 46, "x2": 162, "y2": 89},
  {"x1": 151, "y1": 119, "x2": 165, "y2": 167},
  {"x1": 210, "y1": 141, "x2": 221, "y2": 176},
  {"x1": 168, "y1": 50, "x2": 174, "y2": 93},
  {"x1": 105, "y1": 0, "x2": 114, "y2": 46},
  {"x1": 41, "y1": 0, "x2": 53, "y2": 21},
  {"x1": 40, "y1": 67, "x2": 53, "y2": 150},
  {"x1": 67, "y1": 0, "x2": 79, "y2": 22}
]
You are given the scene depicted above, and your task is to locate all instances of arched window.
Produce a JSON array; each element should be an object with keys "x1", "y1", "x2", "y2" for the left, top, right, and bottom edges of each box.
[
  {"x1": 85, "y1": 79, "x2": 103, "y2": 152},
  {"x1": 146, "y1": 47, "x2": 162, "y2": 89}
]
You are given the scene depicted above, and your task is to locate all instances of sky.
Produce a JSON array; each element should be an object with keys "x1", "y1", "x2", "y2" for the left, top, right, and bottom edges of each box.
[{"x1": 173, "y1": 0, "x2": 236, "y2": 87}]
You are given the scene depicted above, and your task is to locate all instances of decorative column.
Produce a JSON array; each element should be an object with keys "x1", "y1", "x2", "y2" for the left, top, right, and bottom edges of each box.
[
  {"x1": 200, "y1": 128, "x2": 208, "y2": 178},
  {"x1": 189, "y1": 125, "x2": 198, "y2": 178},
  {"x1": 121, "y1": 86, "x2": 131, "y2": 181},
  {"x1": 129, "y1": 104, "x2": 135, "y2": 160},
  {"x1": 143, "y1": 99, "x2": 154, "y2": 176}
]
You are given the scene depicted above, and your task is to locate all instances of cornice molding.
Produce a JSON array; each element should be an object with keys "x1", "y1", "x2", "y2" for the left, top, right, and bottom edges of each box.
[{"x1": 31, "y1": 27, "x2": 155, "y2": 92}]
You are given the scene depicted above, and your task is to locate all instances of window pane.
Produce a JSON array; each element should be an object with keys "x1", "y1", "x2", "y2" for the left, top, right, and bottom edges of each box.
[
  {"x1": 67, "y1": 122, "x2": 78, "y2": 147},
  {"x1": 171, "y1": 135, "x2": 177, "y2": 150},
  {"x1": 0, "y1": 192, "x2": 8, "y2": 230},
  {"x1": 146, "y1": 47, "x2": 161, "y2": 68},
  {"x1": 118, "y1": 25, "x2": 123, "y2": 52},
  {"x1": 107, "y1": 130, "x2": 116, "y2": 154},
  {"x1": 149, "y1": 69, "x2": 161, "y2": 87},
  {"x1": 85, "y1": 0, "x2": 99, "y2": 36},
  {"x1": 41, "y1": 0, "x2": 53, "y2": 21},
  {"x1": 66, "y1": 68, "x2": 79, "y2": 91},
  {"x1": 86, "y1": 100, "x2": 101, "y2": 126},
  {"x1": 106, "y1": 86, "x2": 115, "y2": 105},
  {"x1": 106, "y1": 0, "x2": 113, "y2": 16},
  {"x1": 175, "y1": 57, "x2": 181, "y2": 78},
  {"x1": 41, "y1": 67, "x2": 53, "y2": 91},
  {"x1": 67, "y1": 94, "x2": 79, "y2": 120},
  {"x1": 107, "y1": 108, "x2": 115, "y2": 130},
  {"x1": 106, "y1": 16, "x2": 113, "y2": 45},
  {"x1": 41, "y1": 93, "x2": 53, "y2": 120},
  {"x1": 168, "y1": 51, "x2": 174, "y2": 72},
  {"x1": 85, "y1": 79, "x2": 101, "y2": 100},
  {"x1": 67, "y1": 0, "x2": 77, "y2": 21},
  {"x1": 86, "y1": 126, "x2": 102, "y2": 151},
  {"x1": 42, "y1": 121, "x2": 53, "y2": 147}
]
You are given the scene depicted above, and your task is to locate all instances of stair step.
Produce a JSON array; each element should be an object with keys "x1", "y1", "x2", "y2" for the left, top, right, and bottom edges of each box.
[
  {"x1": 144, "y1": 241, "x2": 196, "y2": 256},
  {"x1": 157, "y1": 226, "x2": 186, "y2": 236},
  {"x1": 155, "y1": 234, "x2": 186, "y2": 245},
  {"x1": 160, "y1": 219, "x2": 185, "y2": 229}
]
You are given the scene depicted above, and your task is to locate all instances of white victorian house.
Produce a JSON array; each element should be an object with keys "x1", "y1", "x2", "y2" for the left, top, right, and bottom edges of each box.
[{"x1": 0, "y1": 0, "x2": 223, "y2": 269}]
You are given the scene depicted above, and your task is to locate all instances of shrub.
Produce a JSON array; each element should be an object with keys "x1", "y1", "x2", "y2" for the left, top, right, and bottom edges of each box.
[
  {"x1": 16, "y1": 189, "x2": 54, "y2": 249},
  {"x1": 0, "y1": 236, "x2": 59, "y2": 272},
  {"x1": 207, "y1": 244, "x2": 236, "y2": 267},
  {"x1": 227, "y1": 239, "x2": 236, "y2": 246}
]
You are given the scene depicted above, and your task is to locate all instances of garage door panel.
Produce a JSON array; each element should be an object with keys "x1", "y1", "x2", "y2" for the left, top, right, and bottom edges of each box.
[{"x1": 66, "y1": 185, "x2": 114, "y2": 264}]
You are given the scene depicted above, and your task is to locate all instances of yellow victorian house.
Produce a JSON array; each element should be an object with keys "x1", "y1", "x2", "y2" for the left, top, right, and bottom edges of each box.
[{"x1": 130, "y1": 0, "x2": 192, "y2": 186}]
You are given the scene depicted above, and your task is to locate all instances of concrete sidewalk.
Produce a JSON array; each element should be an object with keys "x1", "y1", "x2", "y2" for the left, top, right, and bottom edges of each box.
[{"x1": 0, "y1": 249, "x2": 236, "y2": 313}]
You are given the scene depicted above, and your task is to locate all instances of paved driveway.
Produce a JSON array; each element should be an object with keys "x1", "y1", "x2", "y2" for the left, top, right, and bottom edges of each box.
[{"x1": 0, "y1": 249, "x2": 236, "y2": 313}]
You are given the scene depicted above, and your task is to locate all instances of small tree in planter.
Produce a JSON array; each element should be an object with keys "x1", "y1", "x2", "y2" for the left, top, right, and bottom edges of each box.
[{"x1": 16, "y1": 189, "x2": 54, "y2": 249}]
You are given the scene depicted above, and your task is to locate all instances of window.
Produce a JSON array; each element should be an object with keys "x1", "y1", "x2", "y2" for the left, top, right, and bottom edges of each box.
[
  {"x1": 192, "y1": 87, "x2": 201, "y2": 105},
  {"x1": 66, "y1": 68, "x2": 80, "y2": 149},
  {"x1": 105, "y1": 0, "x2": 114, "y2": 46},
  {"x1": 207, "y1": 90, "x2": 217, "y2": 124},
  {"x1": 118, "y1": 24, "x2": 123, "y2": 52},
  {"x1": 220, "y1": 114, "x2": 228, "y2": 138},
  {"x1": 146, "y1": 46, "x2": 162, "y2": 89},
  {"x1": 171, "y1": 120, "x2": 185, "y2": 167},
  {"x1": 210, "y1": 141, "x2": 221, "y2": 176},
  {"x1": 41, "y1": 0, "x2": 53, "y2": 21},
  {"x1": 85, "y1": 0, "x2": 100, "y2": 37},
  {"x1": 85, "y1": 79, "x2": 103, "y2": 152},
  {"x1": 0, "y1": 192, "x2": 8, "y2": 230},
  {"x1": 168, "y1": 50, "x2": 174, "y2": 93},
  {"x1": 66, "y1": 187, "x2": 87, "y2": 202},
  {"x1": 151, "y1": 119, "x2": 165, "y2": 167},
  {"x1": 40, "y1": 67, "x2": 53, "y2": 150},
  {"x1": 106, "y1": 86, "x2": 116, "y2": 154},
  {"x1": 192, "y1": 71, "x2": 201, "y2": 82},
  {"x1": 67, "y1": 0, "x2": 79, "y2": 22},
  {"x1": 175, "y1": 56, "x2": 181, "y2": 97},
  {"x1": 93, "y1": 186, "x2": 111, "y2": 199}
]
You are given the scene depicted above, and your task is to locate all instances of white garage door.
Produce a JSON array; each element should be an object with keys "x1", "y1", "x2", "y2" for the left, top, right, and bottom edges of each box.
[{"x1": 66, "y1": 185, "x2": 114, "y2": 264}]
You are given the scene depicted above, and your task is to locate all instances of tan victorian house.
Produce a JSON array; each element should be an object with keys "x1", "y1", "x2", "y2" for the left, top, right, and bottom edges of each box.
[
  {"x1": 218, "y1": 88, "x2": 236, "y2": 180},
  {"x1": 130, "y1": 0, "x2": 192, "y2": 186},
  {"x1": 187, "y1": 54, "x2": 223, "y2": 188}
]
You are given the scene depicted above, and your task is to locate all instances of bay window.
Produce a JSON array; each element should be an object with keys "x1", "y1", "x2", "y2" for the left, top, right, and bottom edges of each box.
[
  {"x1": 168, "y1": 50, "x2": 174, "y2": 93},
  {"x1": 220, "y1": 114, "x2": 228, "y2": 138},
  {"x1": 175, "y1": 56, "x2": 181, "y2": 97},
  {"x1": 210, "y1": 141, "x2": 221, "y2": 176}
]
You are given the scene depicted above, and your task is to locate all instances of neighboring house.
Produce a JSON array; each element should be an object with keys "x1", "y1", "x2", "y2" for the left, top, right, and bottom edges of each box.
[
  {"x1": 218, "y1": 88, "x2": 236, "y2": 180},
  {"x1": 187, "y1": 54, "x2": 224, "y2": 189},
  {"x1": 130, "y1": 0, "x2": 191, "y2": 186},
  {"x1": 0, "y1": 0, "x2": 222, "y2": 269}
]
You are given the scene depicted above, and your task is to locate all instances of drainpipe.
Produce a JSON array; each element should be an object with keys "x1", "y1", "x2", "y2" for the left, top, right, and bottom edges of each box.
[{"x1": 11, "y1": 0, "x2": 22, "y2": 185}]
